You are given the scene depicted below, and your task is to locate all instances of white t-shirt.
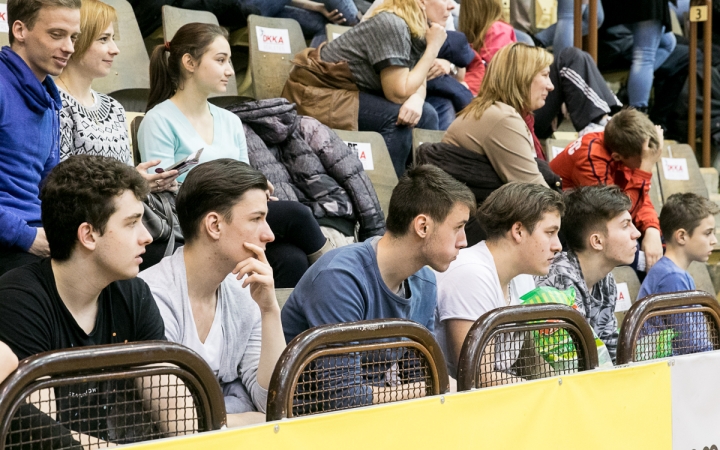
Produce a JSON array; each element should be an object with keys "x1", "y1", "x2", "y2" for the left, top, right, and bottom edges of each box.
[
  {"x1": 434, "y1": 241, "x2": 535, "y2": 378},
  {"x1": 185, "y1": 299, "x2": 225, "y2": 376}
]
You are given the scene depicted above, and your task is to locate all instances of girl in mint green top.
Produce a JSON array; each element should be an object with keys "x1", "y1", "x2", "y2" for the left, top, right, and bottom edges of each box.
[{"x1": 138, "y1": 100, "x2": 248, "y2": 182}]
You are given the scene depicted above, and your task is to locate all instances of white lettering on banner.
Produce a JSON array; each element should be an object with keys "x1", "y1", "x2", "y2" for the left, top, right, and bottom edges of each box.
[
  {"x1": 344, "y1": 141, "x2": 374, "y2": 171},
  {"x1": 671, "y1": 352, "x2": 720, "y2": 449},
  {"x1": 614, "y1": 282, "x2": 632, "y2": 312},
  {"x1": 256, "y1": 26, "x2": 291, "y2": 54},
  {"x1": 551, "y1": 146, "x2": 564, "y2": 159},
  {"x1": 0, "y1": 4, "x2": 8, "y2": 33},
  {"x1": 661, "y1": 157, "x2": 690, "y2": 181}
]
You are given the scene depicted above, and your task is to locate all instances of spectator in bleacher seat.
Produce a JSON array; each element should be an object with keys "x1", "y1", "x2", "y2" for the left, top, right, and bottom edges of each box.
[
  {"x1": 550, "y1": 108, "x2": 664, "y2": 270},
  {"x1": 0, "y1": 0, "x2": 81, "y2": 277},
  {"x1": 140, "y1": 22, "x2": 332, "y2": 287},
  {"x1": 282, "y1": 165, "x2": 475, "y2": 403},
  {"x1": 57, "y1": 0, "x2": 180, "y2": 188},
  {"x1": 637, "y1": 193, "x2": 719, "y2": 355},
  {"x1": 536, "y1": 185, "x2": 642, "y2": 362},
  {"x1": 283, "y1": 0, "x2": 455, "y2": 177},
  {"x1": 140, "y1": 159, "x2": 286, "y2": 427},
  {"x1": 435, "y1": 182, "x2": 563, "y2": 382},
  {"x1": 0, "y1": 156, "x2": 196, "y2": 446}
]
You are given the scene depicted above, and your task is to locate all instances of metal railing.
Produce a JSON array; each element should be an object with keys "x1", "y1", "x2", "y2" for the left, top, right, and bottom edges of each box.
[
  {"x1": 266, "y1": 319, "x2": 449, "y2": 421},
  {"x1": 0, "y1": 341, "x2": 226, "y2": 449},
  {"x1": 616, "y1": 290, "x2": 720, "y2": 364},
  {"x1": 457, "y1": 304, "x2": 599, "y2": 391}
]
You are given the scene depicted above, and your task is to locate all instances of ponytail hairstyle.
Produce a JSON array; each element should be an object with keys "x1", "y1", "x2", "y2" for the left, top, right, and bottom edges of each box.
[{"x1": 146, "y1": 22, "x2": 229, "y2": 112}]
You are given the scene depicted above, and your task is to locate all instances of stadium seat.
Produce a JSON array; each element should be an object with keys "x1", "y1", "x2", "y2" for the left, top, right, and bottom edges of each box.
[
  {"x1": 411, "y1": 128, "x2": 445, "y2": 164},
  {"x1": 332, "y1": 129, "x2": 397, "y2": 216},
  {"x1": 275, "y1": 288, "x2": 293, "y2": 309},
  {"x1": 544, "y1": 138, "x2": 573, "y2": 162},
  {"x1": 656, "y1": 144, "x2": 709, "y2": 201},
  {"x1": 616, "y1": 291, "x2": 720, "y2": 364},
  {"x1": 89, "y1": 0, "x2": 150, "y2": 113},
  {"x1": 265, "y1": 319, "x2": 449, "y2": 420},
  {"x1": 0, "y1": 341, "x2": 226, "y2": 448},
  {"x1": 457, "y1": 303, "x2": 599, "y2": 391},
  {"x1": 248, "y1": 15, "x2": 306, "y2": 100},
  {"x1": 688, "y1": 261, "x2": 717, "y2": 297},
  {"x1": 325, "y1": 24, "x2": 351, "y2": 42},
  {"x1": 161, "y1": 5, "x2": 240, "y2": 101},
  {"x1": 611, "y1": 266, "x2": 641, "y2": 327}
]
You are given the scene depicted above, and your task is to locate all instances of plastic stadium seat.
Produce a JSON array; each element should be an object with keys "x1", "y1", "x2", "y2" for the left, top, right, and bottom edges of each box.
[
  {"x1": 611, "y1": 266, "x2": 641, "y2": 327},
  {"x1": 248, "y1": 15, "x2": 306, "y2": 100},
  {"x1": 411, "y1": 128, "x2": 445, "y2": 164},
  {"x1": 332, "y1": 129, "x2": 397, "y2": 217},
  {"x1": 325, "y1": 24, "x2": 351, "y2": 42}
]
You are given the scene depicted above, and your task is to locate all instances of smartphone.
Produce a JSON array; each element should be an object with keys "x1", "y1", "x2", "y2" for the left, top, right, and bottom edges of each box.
[{"x1": 155, "y1": 148, "x2": 204, "y2": 175}]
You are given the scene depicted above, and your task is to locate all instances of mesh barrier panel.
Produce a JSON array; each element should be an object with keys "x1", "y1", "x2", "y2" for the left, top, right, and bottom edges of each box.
[
  {"x1": 4, "y1": 370, "x2": 201, "y2": 450},
  {"x1": 291, "y1": 344, "x2": 433, "y2": 417},
  {"x1": 635, "y1": 310, "x2": 720, "y2": 361},
  {"x1": 477, "y1": 326, "x2": 586, "y2": 388}
]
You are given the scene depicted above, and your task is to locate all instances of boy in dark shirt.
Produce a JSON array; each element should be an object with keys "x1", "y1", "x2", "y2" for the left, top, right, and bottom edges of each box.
[{"x1": 0, "y1": 155, "x2": 169, "y2": 447}]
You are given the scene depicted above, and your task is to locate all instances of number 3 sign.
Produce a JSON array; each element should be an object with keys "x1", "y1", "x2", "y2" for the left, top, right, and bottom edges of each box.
[{"x1": 690, "y1": 5, "x2": 708, "y2": 22}]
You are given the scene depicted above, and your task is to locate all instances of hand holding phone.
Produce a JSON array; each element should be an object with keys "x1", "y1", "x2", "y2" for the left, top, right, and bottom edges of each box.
[{"x1": 155, "y1": 148, "x2": 204, "y2": 175}]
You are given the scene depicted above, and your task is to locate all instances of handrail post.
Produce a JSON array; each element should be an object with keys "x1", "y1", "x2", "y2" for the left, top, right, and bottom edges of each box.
[
  {"x1": 702, "y1": 0, "x2": 712, "y2": 167},
  {"x1": 573, "y1": 0, "x2": 582, "y2": 50},
  {"x1": 573, "y1": 0, "x2": 598, "y2": 62},
  {"x1": 689, "y1": 10, "x2": 697, "y2": 152}
]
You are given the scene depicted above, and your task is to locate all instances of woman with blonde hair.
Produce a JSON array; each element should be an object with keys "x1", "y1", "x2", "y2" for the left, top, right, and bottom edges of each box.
[
  {"x1": 458, "y1": 0, "x2": 517, "y2": 96},
  {"x1": 283, "y1": 0, "x2": 455, "y2": 177}
]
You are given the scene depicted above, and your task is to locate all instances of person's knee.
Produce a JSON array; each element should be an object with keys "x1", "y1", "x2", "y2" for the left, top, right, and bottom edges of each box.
[
  {"x1": 420, "y1": 103, "x2": 440, "y2": 130},
  {"x1": 557, "y1": 46, "x2": 586, "y2": 66}
]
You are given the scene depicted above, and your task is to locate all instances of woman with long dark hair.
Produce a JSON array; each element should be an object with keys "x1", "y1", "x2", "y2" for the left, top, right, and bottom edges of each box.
[{"x1": 139, "y1": 23, "x2": 331, "y2": 288}]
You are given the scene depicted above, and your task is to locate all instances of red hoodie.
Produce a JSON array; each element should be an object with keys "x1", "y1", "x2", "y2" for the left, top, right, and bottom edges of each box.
[{"x1": 549, "y1": 132, "x2": 660, "y2": 233}]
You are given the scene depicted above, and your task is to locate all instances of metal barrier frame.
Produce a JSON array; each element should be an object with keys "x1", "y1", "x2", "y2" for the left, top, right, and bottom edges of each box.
[
  {"x1": 457, "y1": 304, "x2": 599, "y2": 391},
  {"x1": 266, "y1": 319, "x2": 449, "y2": 421},
  {"x1": 616, "y1": 290, "x2": 720, "y2": 364},
  {"x1": 0, "y1": 341, "x2": 227, "y2": 446}
]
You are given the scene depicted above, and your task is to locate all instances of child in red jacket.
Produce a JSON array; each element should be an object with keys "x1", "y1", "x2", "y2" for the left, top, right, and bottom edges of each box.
[{"x1": 550, "y1": 109, "x2": 663, "y2": 270}]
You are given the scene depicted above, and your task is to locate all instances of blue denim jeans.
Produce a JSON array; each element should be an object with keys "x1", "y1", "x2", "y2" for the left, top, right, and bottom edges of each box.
[
  {"x1": 625, "y1": 20, "x2": 674, "y2": 107},
  {"x1": 534, "y1": 0, "x2": 604, "y2": 54},
  {"x1": 358, "y1": 91, "x2": 439, "y2": 177},
  {"x1": 272, "y1": 0, "x2": 359, "y2": 46}
]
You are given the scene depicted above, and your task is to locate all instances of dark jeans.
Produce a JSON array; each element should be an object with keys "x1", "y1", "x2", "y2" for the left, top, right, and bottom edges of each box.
[
  {"x1": 358, "y1": 91, "x2": 440, "y2": 177},
  {"x1": 266, "y1": 200, "x2": 327, "y2": 288},
  {"x1": 0, "y1": 248, "x2": 41, "y2": 278}
]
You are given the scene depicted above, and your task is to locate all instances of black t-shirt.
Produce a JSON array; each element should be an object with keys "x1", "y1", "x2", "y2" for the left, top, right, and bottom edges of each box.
[
  {"x1": 0, "y1": 259, "x2": 166, "y2": 445},
  {"x1": 0, "y1": 259, "x2": 165, "y2": 359}
]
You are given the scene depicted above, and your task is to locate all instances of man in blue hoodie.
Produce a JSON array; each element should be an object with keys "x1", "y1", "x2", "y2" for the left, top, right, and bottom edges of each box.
[{"x1": 0, "y1": 0, "x2": 81, "y2": 275}]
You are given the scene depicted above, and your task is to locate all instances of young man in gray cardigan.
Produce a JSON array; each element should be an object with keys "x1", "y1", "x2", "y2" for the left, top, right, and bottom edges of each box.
[{"x1": 140, "y1": 159, "x2": 286, "y2": 427}]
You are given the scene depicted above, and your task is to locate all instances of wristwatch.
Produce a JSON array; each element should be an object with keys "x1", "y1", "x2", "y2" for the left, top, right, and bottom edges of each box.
[{"x1": 449, "y1": 63, "x2": 458, "y2": 76}]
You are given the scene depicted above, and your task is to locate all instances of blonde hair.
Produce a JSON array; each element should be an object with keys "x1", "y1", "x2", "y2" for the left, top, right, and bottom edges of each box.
[
  {"x1": 460, "y1": 43, "x2": 554, "y2": 119},
  {"x1": 459, "y1": 0, "x2": 504, "y2": 52},
  {"x1": 366, "y1": 0, "x2": 427, "y2": 38},
  {"x1": 70, "y1": 0, "x2": 117, "y2": 61}
]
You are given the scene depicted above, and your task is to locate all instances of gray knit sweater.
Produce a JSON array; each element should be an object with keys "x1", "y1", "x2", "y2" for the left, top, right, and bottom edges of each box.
[{"x1": 139, "y1": 248, "x2": 268, "y2": 413}]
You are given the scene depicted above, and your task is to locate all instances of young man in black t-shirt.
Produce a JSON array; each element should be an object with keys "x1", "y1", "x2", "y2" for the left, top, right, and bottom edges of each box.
[{"x1": 0, "y1": 155, "x2": 173, "y2": 447}]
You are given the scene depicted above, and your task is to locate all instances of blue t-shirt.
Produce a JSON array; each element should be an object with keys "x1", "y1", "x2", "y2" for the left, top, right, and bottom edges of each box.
[
  {"x1": 638, "y1": 256, "x2": 711, "y2": 355},
  {"x1": 281, "y1": 237, "x2": 437, "y2": 412},
  {"x1": 138, "y1": 99, "x2": 248, "y2": 181}
]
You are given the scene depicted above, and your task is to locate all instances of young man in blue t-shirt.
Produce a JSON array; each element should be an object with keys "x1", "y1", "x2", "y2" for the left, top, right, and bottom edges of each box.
[
  {"x1": 0, "y1": 0, "x2": 81, "y2": 275},
  {"x1": 281, "y1": 165, "x2": 476, "y2": 406},
  {"x1": 638, "y1": 192, "x2": 719, "y2": 355}
]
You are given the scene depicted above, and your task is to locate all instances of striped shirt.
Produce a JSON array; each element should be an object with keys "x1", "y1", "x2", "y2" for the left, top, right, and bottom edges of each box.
[{"x1": 320, "y1": 12, "x2": 426, "y2": 93}]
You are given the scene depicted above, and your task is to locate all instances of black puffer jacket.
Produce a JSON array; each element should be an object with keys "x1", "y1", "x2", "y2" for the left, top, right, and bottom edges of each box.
[{"x1": 228, "y1": 99, "x2": 385, "y2": 240}]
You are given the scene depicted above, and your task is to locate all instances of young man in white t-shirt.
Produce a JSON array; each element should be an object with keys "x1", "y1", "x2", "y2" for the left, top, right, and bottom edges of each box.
[{"x1": 435, "y1": 182, "x2": 564, "y2": 382}]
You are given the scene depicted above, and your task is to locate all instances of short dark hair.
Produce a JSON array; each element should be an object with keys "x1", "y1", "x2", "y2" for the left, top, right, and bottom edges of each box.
[
  {"x1": 477, "y1": 182, "x2": 564, "y2": 241},
  {"x1": 603, "y1": 108, "x2": 658, "y2": 158},
  {"x1": 660, "y1": 193, "x2": 720, "y2": 241},
  {"x1": 7, "y1": 0, "x2": 82, "y2": 45},
  {"x1": 562, "y1": 185, "x2": 632, "y2": 252},
  {"x1": 41, "y1": 155, "x2": 149, "y2": 261},
  {"x1": 385, "y1": 165, "x2": 477, "y2": 237},
  {"x1": 176, "y1": 159, "x2": 268, "y2": 243}
]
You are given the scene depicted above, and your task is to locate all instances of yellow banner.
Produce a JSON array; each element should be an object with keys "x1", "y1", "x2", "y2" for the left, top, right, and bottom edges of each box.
[{"x1": 128, "y1": 362, "x2": 672, "y2": 450}]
